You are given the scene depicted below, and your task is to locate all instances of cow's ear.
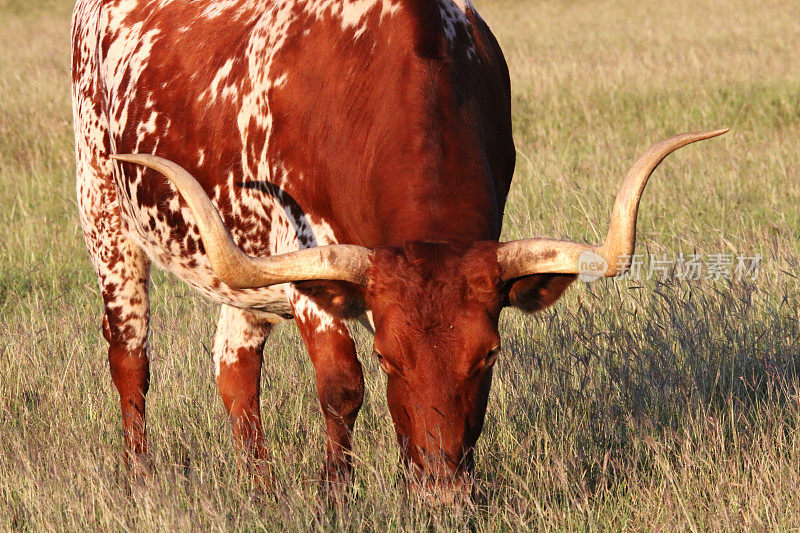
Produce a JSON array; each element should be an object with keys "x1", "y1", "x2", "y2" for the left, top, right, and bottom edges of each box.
[
  {"x1": 292, "y1": 280, "x2": 367, "y2": 319},
  {"x1": 503, "y1": 274, "x2": 577, "y2": 313}
]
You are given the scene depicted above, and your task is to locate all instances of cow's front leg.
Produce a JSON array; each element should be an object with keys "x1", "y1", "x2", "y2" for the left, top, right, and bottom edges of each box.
[
  {"x1": 289, "y1": 288, "x2": 365, "y2": 488},
  {"x1": 214, "y1": 305, "x2": 274, "y2": 476}
]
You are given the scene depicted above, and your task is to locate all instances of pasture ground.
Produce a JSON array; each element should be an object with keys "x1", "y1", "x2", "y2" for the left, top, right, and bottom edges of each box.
[{"x1": 1, "y1": 0, "x2": 799, "y2": 530}]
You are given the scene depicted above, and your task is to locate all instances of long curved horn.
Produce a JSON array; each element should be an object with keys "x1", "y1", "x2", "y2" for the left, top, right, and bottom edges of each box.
[
  {"x1": 111, "y1": 154, "x2": 373, "y2": 289},
  {"x1": 497, "y1": 129, "x2": 729, "y2": 281}
]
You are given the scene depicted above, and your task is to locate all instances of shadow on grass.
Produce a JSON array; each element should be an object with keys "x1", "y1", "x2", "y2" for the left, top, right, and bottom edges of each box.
[{"x1": 479, "y1": 273, "x2": 800, "y2": 505}]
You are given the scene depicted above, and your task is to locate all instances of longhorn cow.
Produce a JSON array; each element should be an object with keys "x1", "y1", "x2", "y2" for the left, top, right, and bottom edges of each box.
[{"x1": 72, "y1": 0, "x2": 726, "y2": 496}]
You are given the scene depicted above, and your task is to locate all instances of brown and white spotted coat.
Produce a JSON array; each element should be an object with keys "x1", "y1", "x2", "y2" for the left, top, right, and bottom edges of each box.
[{"x1": 72, "y1": 0, "x2": 521, "y2": 488}]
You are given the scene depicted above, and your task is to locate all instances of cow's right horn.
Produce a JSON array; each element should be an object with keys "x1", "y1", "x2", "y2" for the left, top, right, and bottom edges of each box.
[
  {"x1": 497, "y1": 129, "x2": 729, "y2": 281},
  {"x1": 111, "y1": 154, "x2": 374, "y2": 289}
]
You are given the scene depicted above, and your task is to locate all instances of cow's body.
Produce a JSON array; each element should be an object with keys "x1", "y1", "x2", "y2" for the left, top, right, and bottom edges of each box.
[
  {"x1": 73, "y1": 0, "x2": 513, "y2": 316},
  {"x1": 72, "y1": 0, "x2": 514, "y2": 487}
]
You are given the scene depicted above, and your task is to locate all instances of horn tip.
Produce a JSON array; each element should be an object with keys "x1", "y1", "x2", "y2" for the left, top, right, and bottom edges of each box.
[{"x1": 704, "y1": 128, "x2": 730, "y2": 138}]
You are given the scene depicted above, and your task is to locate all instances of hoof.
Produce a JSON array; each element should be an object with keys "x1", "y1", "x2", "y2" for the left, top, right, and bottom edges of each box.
[
  {"x1": 319, "y1": 464, "x2": 354, "y2": 509},
  {"x1": 126, "y1": 451, "x2": 154, "y2": 479}
]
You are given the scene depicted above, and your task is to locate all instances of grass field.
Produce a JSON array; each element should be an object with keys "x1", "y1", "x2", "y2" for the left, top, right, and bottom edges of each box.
[{"x1": 1, "y1": 0, "x2": 800, "y2": 530}]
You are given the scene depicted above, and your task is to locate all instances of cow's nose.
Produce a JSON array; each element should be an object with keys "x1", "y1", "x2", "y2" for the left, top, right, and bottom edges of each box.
[
  {"x1": 416, "y1": 445, "x2": 463, "y2": 478},
  {"x1": 407, "y1": 449, "x2": 474, "y2": 503},
  {"x1": 411, "y1": 475, "x2": 474, "y2": 505}
]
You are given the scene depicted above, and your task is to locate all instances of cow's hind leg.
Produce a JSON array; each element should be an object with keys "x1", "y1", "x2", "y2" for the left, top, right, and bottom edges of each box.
[
  {"x1": 80, "y1": 203, "x2": 152, "y2": 467},
  {"x1": 74, "y1": 7, "x2": 152, "y2": 467},
  {"x1": 101, "y1": 246, "x2": 151, "y2": 466},
  {"x1": 76, "y1": 151, "x2": 152, "y2": 466},
  {"x1": 214, "y1": 305, "x2": 274, "y2": 476},
  {"x1": 289, "y1": 289, "x2": 365, "y2": 489}
]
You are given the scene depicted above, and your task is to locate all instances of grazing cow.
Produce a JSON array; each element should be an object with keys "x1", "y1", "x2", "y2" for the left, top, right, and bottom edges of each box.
[{"x1": 72, "y1": 0, "x2": 726, "y2": 497}]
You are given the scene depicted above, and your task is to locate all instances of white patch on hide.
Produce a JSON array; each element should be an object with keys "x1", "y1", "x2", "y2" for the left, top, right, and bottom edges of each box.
[{"x1": 212, "y1": 305, "x2": 272, "y2": 377}]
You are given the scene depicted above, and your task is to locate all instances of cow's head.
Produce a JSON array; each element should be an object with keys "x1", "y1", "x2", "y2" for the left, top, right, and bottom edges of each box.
[{"x1": 113, "y1": 129, "x2": 726, "y2": 496}]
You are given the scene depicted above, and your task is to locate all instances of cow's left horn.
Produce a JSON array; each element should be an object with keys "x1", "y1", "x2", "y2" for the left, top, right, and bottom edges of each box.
[
  {"x1": 111, "y1": 154, "x2": 373, "y2": 288},
  {"x1": 497, "y1": 129, "x2": 729, "y2": 281}
]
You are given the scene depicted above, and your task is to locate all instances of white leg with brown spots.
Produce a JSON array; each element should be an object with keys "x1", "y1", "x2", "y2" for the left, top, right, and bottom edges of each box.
[
  {"x1": 213, "y1": 305, "x2": 274, "y2": 473},
  {"x1": 78, "y1": 162, "x2": 152, "y2": 465}
]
